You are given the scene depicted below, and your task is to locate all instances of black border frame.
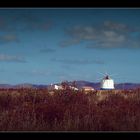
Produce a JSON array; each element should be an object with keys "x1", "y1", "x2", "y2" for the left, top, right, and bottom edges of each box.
[
  {"x1": 0, "y1": 0, "x2": 140, "y2": 7},
  {"x1": 0, "y1": 0, "x2": 140, "y2": 139}
]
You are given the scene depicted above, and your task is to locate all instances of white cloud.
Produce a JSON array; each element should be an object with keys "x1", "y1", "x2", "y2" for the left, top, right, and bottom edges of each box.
[
  {"x1": 51, "y1": 58, "x2": 104, "y2": 65},
  {"x1": 67, "y1": 25, "x2": 97, "y2": 40},
  {"x1": 61, "y1": 21, "x2": 138, "y2": 48},
  {"x1": 101, "y1": 31, "x2": 125, "y2": 43},
  {"x1": 0, "y1": 54, "x2": 26, "y2": 63},
  {"x1": 0, "y1": 34, "x2": 19, "y2": 43},
  {"x1": 60, "y1": 38, "x2": 81, "y2": 47},
  {"x1": 17, "y1": 69, "x2": 50, "y2": 77},
  {"x1": 40, "y1": 48, "x2": 56, "y2": 53},
  {"x1": 103, "y1": 21, "x2": 128, "y2": 31}
]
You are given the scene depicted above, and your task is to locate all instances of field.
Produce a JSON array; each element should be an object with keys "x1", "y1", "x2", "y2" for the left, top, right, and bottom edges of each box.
[{"x1": 0, "y1": 88, "x2": 140, "y2": 131}]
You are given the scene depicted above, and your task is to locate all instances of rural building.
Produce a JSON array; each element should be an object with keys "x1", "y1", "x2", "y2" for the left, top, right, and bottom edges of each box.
[
  {"x1": 81, "y1": 86, "x2": 95, "y2": 93},
  {"x1": 48, "y1": 84, "x2": 79, "y2": 91},
  {"x1": 69, "y1": 86, "x2": 79, "y2": 91},
  {"x1": 48, "y1": 84, "x2": 64, "y2": 90}
]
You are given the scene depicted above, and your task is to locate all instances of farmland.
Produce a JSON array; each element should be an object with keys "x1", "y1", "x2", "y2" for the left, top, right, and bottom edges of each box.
[{"x1": 0, "y1": 88, "x2": 140, "y2": 131}]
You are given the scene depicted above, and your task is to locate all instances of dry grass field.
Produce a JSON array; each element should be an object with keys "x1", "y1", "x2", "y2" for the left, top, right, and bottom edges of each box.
[{"x1": 0, "y1": 88, "x2": 139, "y2": 131}]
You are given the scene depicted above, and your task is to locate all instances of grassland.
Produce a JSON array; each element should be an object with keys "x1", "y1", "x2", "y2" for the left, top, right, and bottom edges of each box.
[{"x1": 0, "y1": 88, "x2": 140, "y2": 131}]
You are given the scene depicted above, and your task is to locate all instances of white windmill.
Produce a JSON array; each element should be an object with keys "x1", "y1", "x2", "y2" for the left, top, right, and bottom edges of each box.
[{"x1": 98, "y1": 72, "x2": 115, "y2": 90}]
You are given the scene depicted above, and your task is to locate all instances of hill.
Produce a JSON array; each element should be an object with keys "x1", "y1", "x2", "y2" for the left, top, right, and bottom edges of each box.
[{"x1": 0, "y1": 81, "x2": 139, "y2": 90}]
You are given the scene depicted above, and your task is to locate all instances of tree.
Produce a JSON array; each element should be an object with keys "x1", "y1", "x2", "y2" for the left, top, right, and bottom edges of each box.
[
  {"x1": 72, "y1": 81, "x2": 77, "y2": 88},
  {"x1": 61, "y1": 81, "x2": 69, "y2": 90}
]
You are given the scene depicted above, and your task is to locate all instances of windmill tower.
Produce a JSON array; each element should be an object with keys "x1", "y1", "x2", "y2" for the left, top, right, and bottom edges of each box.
[{"x1": 100, "y1": 74, "x2": 115, "y2": 90}]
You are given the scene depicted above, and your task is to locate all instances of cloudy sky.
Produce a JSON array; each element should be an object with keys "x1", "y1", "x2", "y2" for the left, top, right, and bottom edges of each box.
[{"x1": 0, "y1": 8, "x2": 140, "y2": 84}]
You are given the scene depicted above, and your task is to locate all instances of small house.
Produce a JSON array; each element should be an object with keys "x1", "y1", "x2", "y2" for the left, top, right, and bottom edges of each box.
[{"x1": 81, "y1": 86, "x2": 94, "y2": 93}]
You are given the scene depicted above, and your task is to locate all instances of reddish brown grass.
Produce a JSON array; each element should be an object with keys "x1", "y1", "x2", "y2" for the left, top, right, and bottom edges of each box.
[{"x1": 0, "y1": 88, "x2": 139, "y2": 131}]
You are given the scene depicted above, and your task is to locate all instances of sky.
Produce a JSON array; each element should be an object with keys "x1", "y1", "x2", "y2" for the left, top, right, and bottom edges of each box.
[{"x1": 0, "y1": 8, "x2": 140, "y2": 84}]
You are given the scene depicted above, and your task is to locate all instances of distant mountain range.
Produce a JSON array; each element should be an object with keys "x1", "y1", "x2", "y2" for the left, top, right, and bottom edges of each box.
[
  {"x1": 64, "y1": 81, "x2": 140, "y2": 90},
  {"x1": 0, "y1": 81, "x2": 140, "y2": 90},
  {"x1": 0, "y1": 83, "x2": 47, "y2": 89}
]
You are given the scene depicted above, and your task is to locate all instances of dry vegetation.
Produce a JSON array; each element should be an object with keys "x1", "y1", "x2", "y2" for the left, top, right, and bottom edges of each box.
[{"x1": 0, "y1": 88, "x2": 140, "y2": 131}]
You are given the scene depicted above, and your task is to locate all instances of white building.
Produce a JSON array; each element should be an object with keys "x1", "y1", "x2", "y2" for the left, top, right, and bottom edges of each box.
[
  {"x1": 48, "y1": 84, "x2": 79, "y2": 91},
  {"x1": 81, "y1": 86, "x2": 95, "y2": 93},
  {"x1": 69, "y1": 86, "x2": 79, "y2": 91},
  {"x1": 48, "y1": 84, "x2": 63, "y2": 90},
  {"x1": 100, "y1": 75, "x2": 115, "y2": 90},
  {"x1": 53, "y1": 85, "x2": 63, "y2": 90}
]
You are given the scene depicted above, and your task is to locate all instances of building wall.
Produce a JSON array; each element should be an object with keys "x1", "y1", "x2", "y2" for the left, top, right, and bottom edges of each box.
[{"x1": 100, "y1": 79, "x2": 114, "y2": 89}]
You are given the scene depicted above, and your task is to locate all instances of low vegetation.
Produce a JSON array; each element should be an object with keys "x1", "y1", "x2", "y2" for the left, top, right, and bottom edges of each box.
[{"x1": 0, "y1": 88, "x2": 139, "y2": 131}]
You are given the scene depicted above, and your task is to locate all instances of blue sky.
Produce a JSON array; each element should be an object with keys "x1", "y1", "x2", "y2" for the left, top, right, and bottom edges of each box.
[{"x1": 0, "y1": 8, "x2": 140, "y2": 84}]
